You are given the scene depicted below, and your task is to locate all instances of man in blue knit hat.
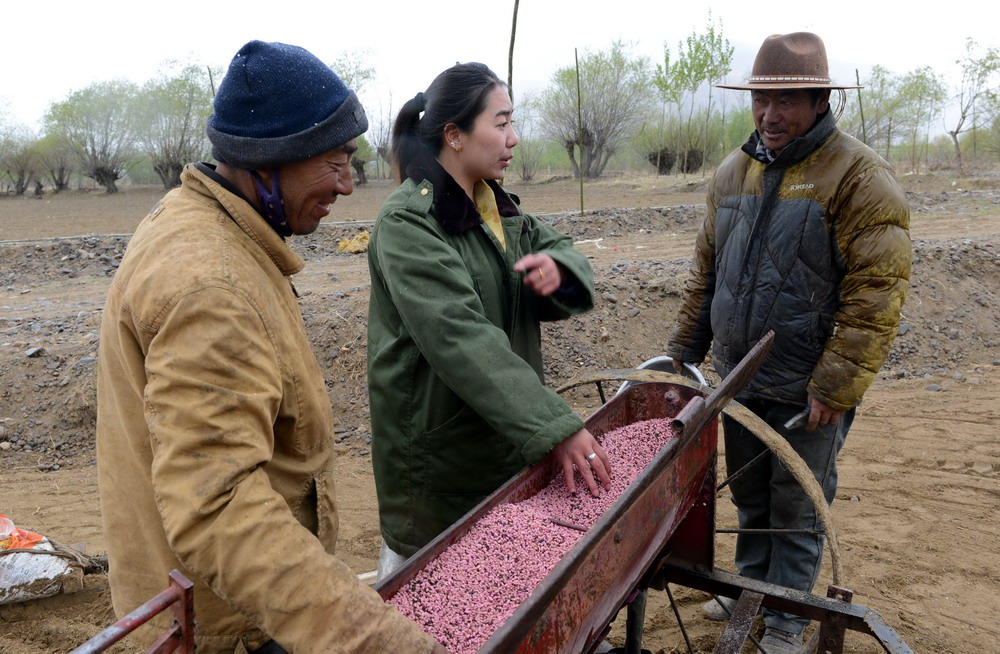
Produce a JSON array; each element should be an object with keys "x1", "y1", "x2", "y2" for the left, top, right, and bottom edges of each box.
[{"x1": 97, "y1": 41, "x2": 448, "y2": 654}]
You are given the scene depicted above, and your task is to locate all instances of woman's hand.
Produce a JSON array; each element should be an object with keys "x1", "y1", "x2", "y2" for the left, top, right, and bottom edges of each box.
[
  {"x1": 513, "y1": 254, "x2": 562, "y2": 297},
  {"x1": 552, "y1": 428, "x2": 612, "y2": 496}
]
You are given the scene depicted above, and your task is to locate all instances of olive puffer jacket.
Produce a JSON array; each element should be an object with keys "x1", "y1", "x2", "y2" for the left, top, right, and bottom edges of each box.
[
  {"x1": 97, "y1": 164, "x2": 435, "y2": 654},
  {"x1": 367, "y1": 155, "x2": 595, "y2": 556},
  {"x1": 668, "y1": 112, "x2": 911, "y2": 410}
]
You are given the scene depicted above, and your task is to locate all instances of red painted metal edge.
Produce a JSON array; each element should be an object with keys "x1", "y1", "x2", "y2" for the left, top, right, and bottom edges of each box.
[
  {"x1": 70, "y1": 569, "x2": 195, "y2": 654},
  {"x1": 378, "y1": 382, "x2": 717, "y2": 654}
]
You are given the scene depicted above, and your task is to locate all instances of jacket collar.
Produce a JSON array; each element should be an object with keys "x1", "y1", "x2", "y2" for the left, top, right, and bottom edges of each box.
[
  {"x1": 742, "y1": 109, "x2": 837, "y2": 167},
  {"x1": 406, "y1": 152, "x2": 521, "y2": 235},
  {"x1": 184, "y1": 163, "x2": 304, "y2": 276}
]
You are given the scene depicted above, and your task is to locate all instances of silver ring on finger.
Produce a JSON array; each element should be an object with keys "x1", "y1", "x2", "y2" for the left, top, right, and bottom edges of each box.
[{"x1": 585, "y1": 452, "x2": 597, "y2": 462}]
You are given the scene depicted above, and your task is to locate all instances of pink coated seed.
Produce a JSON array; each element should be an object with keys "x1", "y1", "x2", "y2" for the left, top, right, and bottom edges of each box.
[{"x1": 388, "y1": 417, "x2": 678, "y2": 654}]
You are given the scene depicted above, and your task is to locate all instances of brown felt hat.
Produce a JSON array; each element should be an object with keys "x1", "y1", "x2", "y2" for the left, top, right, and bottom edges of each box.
[{"x1": 717, "y1": 32, "x2": 860, "y2": 90}]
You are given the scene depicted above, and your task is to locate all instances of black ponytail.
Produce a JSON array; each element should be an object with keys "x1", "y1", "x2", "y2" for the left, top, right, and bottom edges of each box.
[{"x1": 390, "y1": 62, "x2": 505, "y2": 183}]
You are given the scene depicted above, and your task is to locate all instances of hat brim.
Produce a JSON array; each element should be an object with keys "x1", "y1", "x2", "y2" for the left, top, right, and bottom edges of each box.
[{"x1": 717, "y1": 82, "x2": 861, "y2": 90}]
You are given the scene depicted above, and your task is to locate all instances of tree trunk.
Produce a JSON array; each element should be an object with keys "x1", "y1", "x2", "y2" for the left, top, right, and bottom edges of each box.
[
  {"x1": 48, "y1": 166, "x2": 71, "y2": 193},
  {"x1": 351, "y1": 159, "x2": 368, "y2": 185},
  {"x1": 153, "y1": 162, "x2": 183, "y2": 189},
  {"x1": 92, "y1": 167, "x2": 120, "y2": 194},
  {"x1": 10, "y1": 172, "x2": 30, "y2": 196},
  {"x1": 564, "y1": 142, "x2": 581, "y2": 179},
  {"x1": 949, "y1": 131, "x2": 964, "y2": 177}
]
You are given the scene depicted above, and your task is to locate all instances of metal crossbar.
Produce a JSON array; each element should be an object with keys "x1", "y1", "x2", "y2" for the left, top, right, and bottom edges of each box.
[{"x1": 70, "y1": 570, "x2": 195, "y2": 654}]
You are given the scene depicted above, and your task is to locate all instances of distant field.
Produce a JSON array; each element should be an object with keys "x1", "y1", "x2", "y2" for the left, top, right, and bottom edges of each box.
[{"x1": 0, "y1": 172, "x2": 705, "y2": 241}]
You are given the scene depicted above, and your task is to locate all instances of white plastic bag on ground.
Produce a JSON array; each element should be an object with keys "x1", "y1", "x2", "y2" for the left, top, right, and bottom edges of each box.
[{"x1": 0, "y1": 514, "x2": 81, "y2": 605}]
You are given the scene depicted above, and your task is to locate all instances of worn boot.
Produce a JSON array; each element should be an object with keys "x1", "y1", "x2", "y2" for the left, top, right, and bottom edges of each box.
[
  {"x1": 759, "y1": 627, "x2": 804, "y2": 654},
  {"x1": 700, "y1": 595, "x2": 737, "y2": 621}
]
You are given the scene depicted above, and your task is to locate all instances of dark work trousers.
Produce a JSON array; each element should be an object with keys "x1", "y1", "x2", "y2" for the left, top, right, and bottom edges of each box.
[
  {"x1": 250, "y1": 640, "x2": 287, "y2": 654},
  {"x1": 722, "y1": 398, "x2": 855, "y2": 635}
]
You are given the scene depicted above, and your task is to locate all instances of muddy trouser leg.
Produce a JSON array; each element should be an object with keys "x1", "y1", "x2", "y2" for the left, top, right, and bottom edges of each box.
[{"x1": 723, "y1": 400, "x2": 854, "y2": 635}]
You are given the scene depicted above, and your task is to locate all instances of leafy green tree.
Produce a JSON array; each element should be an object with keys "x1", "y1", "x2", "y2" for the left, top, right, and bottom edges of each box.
[
  {"x1": 948, "y1": 39, "x2": 1000, "y2": 175},
  {"x1": 33, "y1": 131, "x2": 75, "y2": 193},
  {"x1": 139, "y1": 63, "x2": 215, "y2": 189},
  {"x1": 721, "y1": 93, "x2": 754, "y2": 153},
  {"x1": 632, "y1": 105, "x2": 681, "y2": 175},
  {"x1": 329, "y1": 49, "x2": 375, "y2": 94},
  {"x1": 0, "y1": 124, "x2": 37, "y2": 196},
  {"x1": 896, "y1": 67, "x2": 947, "y2": 171},
  {"x1": 979, "y1": 93, "x2": 1000, "y2": 163},
  {"x1": 654, "y1": 15, "x2": 734, "y2": 174},
  {"x1": 0, "y1": 98, "x2": 11, "y2": 134},
  {"x1": 539, "y1": 41, "x2": 654, "y2": 179},
  {"x1": 331, "y1": 49, "x2": 377, "y2": 180},
  {"x1": 350, "y1": 136, "x2": 374, "y2": 185},
  {"x1": 44, "y1": 80, "x2": 141, "y2": 193},
  {"x1": 841, "y1": 65, "x2": 905, "y2": 159}
]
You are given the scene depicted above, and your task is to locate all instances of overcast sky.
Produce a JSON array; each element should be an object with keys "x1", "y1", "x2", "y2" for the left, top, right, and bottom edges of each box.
[{"x1": 2, "y1": 1, "x2": 996, "y2": 132}]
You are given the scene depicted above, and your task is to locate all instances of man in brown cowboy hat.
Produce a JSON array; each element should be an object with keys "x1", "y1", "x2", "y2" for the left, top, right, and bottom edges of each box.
[{"x1": 667, "y1": 32, "x2": 911, "y2": 653}]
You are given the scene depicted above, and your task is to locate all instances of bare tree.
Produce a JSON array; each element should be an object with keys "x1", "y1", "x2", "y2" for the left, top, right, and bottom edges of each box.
[
  {"x1": 139, "y1": 62, "x2": 215, "y2": 189},
  {"x1": 512, "y1": 92, "x2": 544, "y2": 181},
  {"x1": 539, "y1": 41, "x2": 653, "y2": 178},
  {"x1": 367, "y1": 97, "x2": 395, "y2": 181},
  {"x1": 44, "y1": 80, "x2": 141, "y2": 193},
  {"x1": 947, "y1": 39, "x2": 1000, "y2": 175}
]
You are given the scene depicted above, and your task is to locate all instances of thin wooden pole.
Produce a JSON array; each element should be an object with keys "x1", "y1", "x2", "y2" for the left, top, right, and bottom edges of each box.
[
  {"x1": 575, "y1": 48, "x2": 584, "y2": 216},
  {"x1": 508, "y1": 0, "x2": 520, "y2": 103},
  {"x1": 855, "y1": 69, "x2": 867, "y2": 145}
]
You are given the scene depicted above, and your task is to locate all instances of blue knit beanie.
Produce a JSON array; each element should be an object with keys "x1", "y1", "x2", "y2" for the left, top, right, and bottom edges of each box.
[{"x1": 207, "y1": 40, "x2": 368, "y2": 169}]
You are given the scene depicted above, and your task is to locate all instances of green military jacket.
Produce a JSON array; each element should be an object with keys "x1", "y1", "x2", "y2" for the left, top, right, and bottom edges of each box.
[{"x1": 367, "y1": 155, "x2": 595, "y2": 556}]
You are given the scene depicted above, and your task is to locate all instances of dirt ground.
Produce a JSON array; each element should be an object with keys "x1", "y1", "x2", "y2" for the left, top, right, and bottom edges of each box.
[{"x1": 1, "y1": 169, "x2": 999, "y2": 653}]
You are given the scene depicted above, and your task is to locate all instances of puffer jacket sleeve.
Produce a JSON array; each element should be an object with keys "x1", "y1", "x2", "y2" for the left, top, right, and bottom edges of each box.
[
  {"x1": 144, "y1": 286, "x2": 434, "y2": 654},
  {"x1": 523, "y1": 213, "x2": 595, "y2": 320},
  {"x1": 808, "y1": 163, "x2": 911, "y2": 410},
  {"x1": 372, "y1": 210, "x2": 585, "y2": 466},
  {"x1": 667, "y1": 177, "x2": 721, "y2": 364}
]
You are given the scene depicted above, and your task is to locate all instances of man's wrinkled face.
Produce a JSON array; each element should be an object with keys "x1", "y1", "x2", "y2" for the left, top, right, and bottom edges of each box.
[
  {"x1": 751, "y1": 89, "x2": 829, "y2": 154},
  {"x1": 279, "y1": 140, "x2": 358, "y2": 235}
]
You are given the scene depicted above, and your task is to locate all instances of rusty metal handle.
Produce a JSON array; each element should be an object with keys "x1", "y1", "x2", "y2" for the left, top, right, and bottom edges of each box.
[
  {"x1": 671, "y1": 331, "x2": 774, "y2": 441},
  {"x1": 70, "y1": 569, "x2": 195, "y2": 654}
]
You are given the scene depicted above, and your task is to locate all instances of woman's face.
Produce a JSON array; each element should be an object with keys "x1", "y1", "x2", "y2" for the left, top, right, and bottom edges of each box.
[{"x1": 456, "y1": 86, "x2": 519, "y2": 182}]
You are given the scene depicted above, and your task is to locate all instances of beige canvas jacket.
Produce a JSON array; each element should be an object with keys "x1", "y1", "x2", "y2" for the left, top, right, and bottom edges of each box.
[{"x1": 96, "y1": 164, "x2": 434, "y2": 654}]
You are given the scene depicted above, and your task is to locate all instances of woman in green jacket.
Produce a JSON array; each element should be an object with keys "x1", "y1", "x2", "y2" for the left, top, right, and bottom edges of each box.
[{"x1": 367, "y1": 62, "x2": 611, "y2": 578}]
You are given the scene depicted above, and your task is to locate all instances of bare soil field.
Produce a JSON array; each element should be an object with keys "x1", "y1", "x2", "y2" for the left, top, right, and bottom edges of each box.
[{"x1": 1, "y1": 170, "x2": 999, "y2": 653}]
